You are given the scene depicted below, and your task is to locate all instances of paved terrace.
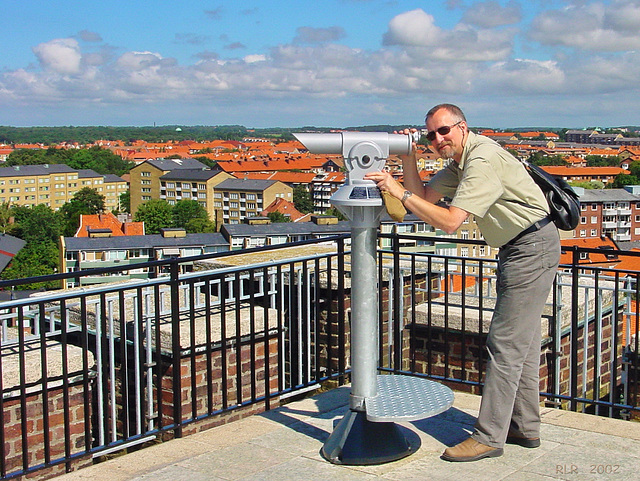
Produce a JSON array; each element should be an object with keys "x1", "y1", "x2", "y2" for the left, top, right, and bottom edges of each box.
[{"x1": 58, "y1": 385, "x2": 639, "y2": 481}]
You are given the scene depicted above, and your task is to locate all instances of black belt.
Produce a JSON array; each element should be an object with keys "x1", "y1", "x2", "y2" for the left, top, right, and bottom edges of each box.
[{"x1": 503, "y1": 215, "x2": 552, "y2": 247}]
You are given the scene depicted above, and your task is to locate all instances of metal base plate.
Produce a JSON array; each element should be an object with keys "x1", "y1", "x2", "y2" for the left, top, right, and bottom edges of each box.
[
  {"x1": 365, "y1": 375, "x2": 454, "y2": 422},
  {"x1": 322, "y1": 410, "x2": 420, "y2": 465}
]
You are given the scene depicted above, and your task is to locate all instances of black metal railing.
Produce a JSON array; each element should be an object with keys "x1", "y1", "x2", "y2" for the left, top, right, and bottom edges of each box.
[{"x1": 0, "y1": 233, "x2": 638, "y2": 480}]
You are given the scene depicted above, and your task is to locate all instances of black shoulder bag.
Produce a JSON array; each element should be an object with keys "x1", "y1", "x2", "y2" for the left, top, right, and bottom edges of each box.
[{"x1": 521, "y1": 159, "x2": 581, "y2": 231}]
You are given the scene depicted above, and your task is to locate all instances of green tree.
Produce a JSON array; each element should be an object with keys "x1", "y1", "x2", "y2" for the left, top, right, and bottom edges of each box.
[
  {"x1": 293, "y1": 186, "x2": 314, "y2": 214},
  {"x1": 1, "y1": 242, "x2": 60, "y2": 289},
  {"x1": 185, "y1": 217, "x2": 216, "y2": 233},
  {"x1": 11, "y1": 204, "x2": 63, "y2": 244},
  {"x1": 172, "y1": 200, "x2": 210, "y2": 229},
  {"x1": 1, "y1": 204, "x2": 63, "y2": 288},
  {"x1": 119, "y1": 191, "x2": 131, "y2": 213},
  {"x1": 324, "y1": 207, "x2": 347, "y2": 221},
  {"x1": 134, "y1": 199, "x2": 173, "y2": 234},
  {"x1": 267, "y1": 211, "x2": 290, "y2": 223},
  {"x1": 0, "y1": 202, "x2": 12, "y2": 234},
  {"x1": 585, "y1": 155, "x2": 621, "y2": 167},
  {"x1": 612, "y1": 173, "x2": 639, "y2": 188}
]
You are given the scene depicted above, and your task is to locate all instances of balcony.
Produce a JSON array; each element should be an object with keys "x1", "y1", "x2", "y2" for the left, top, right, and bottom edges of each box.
[{"x1": 0, "y1": 235, "x2": 638, "y2": 480}]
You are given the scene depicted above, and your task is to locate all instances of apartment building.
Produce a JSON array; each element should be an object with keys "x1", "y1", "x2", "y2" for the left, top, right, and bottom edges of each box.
[
  {"x1": 574, "y1": 187, "x2": 640, "y2": 242},
  {"x1": 542, "y1": 166, "x2": 628, "y2": 185},
  {"x1": 159, "y1": 169, "x2": 233, "y2": 214},
  {"x1": 129, "y1": 158, "x2": 211, "y2": 215},
  {"x1": 0, "y1": 164, "x2": 104, "y2": 210},
  {"x1": 213, "y1": 178, "x2": 292, "y2": 225},
  {"x1": 101, "y1": 174, "x2": 129, "y2": 212},
  {"x1": 60, "y1": 228, "x2": 229, "y2": 288},
  {"x1": 310, "y1": 172, "x2": 345, "y2": 214}
]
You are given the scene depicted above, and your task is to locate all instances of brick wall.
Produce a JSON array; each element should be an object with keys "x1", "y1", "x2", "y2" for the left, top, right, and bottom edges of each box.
[
  {"x1": 156, "y1": 331, "x2": 281, "y2": 437},
  {"x1": 410, "y1": 310, "x2": 626, "y2": 409},
  {"x1": 2, "y1": 383, "x2": 92, "y2": 478}
]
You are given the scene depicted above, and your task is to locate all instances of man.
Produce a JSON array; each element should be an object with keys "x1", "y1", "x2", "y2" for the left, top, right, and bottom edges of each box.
[{"x1": 365, "y1": 104, "x2": 560, "y2": 462}]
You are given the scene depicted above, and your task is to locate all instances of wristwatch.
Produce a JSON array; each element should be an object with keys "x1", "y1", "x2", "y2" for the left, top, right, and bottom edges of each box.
[{"x1": 401, "y1": 190, "x2": 413, "y2": 204}]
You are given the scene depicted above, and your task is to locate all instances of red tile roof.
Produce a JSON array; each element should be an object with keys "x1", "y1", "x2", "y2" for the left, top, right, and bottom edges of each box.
[{"x1": 76, "y1": 213, "x2": 145, "y2": 237}]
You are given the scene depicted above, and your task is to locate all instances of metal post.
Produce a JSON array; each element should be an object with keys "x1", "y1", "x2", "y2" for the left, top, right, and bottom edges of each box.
[{"x1": 349, "y1": 220, "x2": 380, "y2": 410}]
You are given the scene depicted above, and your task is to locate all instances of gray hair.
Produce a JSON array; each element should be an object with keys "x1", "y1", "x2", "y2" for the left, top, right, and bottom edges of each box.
[{"x1": 425, "y1": 104, "x2": 467, "y2": 124}]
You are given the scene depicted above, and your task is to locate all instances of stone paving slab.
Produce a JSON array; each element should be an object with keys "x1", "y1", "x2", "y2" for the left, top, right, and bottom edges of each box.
[{"x1": 58, "y1": 385, "x2": 639, "y2": 481}]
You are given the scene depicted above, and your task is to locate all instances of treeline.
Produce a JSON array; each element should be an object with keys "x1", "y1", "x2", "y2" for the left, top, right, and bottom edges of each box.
[
  {"x1": 0, "y1": 125, "x2": 252, "y2": 145},
  {"x1": 6, "y1": 146, "x2": 134, "y2": 176}
]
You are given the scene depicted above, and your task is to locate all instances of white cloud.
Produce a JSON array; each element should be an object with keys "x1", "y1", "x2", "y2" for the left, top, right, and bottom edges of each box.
[
  {"x1": 529, "y1": 0, "x2": 640, "y2": 52},
  {"x1": 461, "y1": 1, "x2": 522, "y2": 28},
  {"x1": 382, "y1": 9, "x2": 442, "y2": 48},
  {"x1": 293, "y1": 26, "x2": 347, "y2": 44},
  {"x1": 32, "y1": 38, "x2": 82, "y2": 75},
  {"x1": 482, "y1": 58, "x2": 566, "y2": 94},
  {"x1": 382, "y1": 8, "x2": 513, "y2": 62}
]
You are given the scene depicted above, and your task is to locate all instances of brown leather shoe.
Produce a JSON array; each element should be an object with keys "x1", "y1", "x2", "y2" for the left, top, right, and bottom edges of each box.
[{"x1": 441, "y1": 438, "x2": 503, "y2": 462}]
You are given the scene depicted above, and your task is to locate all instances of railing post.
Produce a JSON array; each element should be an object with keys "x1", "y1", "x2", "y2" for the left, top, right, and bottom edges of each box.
[
  {"x1": 391, "y1": 233, "x2": 402, "y2": 371},
  {"x1": 570, "y1": 246, "x2": 580, "y2": 412},
  {"x1": 337, "y1": 236, "x2": 346, "y2": 380},
  {"x1": 169, "y1": 259, "x2": 182, "y2": 438}
]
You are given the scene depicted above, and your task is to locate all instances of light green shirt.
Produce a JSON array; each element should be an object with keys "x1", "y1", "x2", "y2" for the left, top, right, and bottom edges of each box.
[{"x1": 428, "y1": 131, "x2": 550, "y2": 247}]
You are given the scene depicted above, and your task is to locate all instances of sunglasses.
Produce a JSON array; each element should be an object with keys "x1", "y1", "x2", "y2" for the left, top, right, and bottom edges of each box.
[{"x1": 426, "y1": 121, "x2": 462, "y2": 142}]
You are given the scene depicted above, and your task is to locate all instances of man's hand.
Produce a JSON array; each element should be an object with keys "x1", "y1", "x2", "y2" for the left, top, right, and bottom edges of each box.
[{"x1": 363, "y1": 171, "x2": 405, "y2": 200}]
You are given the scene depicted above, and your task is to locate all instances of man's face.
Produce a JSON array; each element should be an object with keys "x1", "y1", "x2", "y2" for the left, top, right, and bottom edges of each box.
[{"x1": 425, "y1": 109, "x2": 466, "y2": 163}]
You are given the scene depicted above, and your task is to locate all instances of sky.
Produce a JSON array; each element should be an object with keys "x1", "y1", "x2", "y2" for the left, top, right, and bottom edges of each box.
[{"x1": 1, "y1": 0, "x2": 639, "y2": 129}]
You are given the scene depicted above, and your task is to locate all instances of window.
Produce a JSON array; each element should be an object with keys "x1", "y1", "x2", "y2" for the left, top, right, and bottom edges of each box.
[
  {"x1": 580, "y1": 216, "x2": 586, "y2": 224},
  {"x1": 141, "y1": 172, "x2": 151, "y2": 177},
  {"x1": 129, "y1": 249, "x2": 149, "y2": 258},
  {"x1": 591, "y1": 229, "x2": 598, "y2": 236},
  {"x1": 182, "y1": 183, "x2": 190, "y2": 189},
  {"x1": 142, "y1": 180, "x2": 151, "y2": 185},
  {"x1": 591, "y1": 216, "x2": 597, "y2": 223},
  {"x1": 198, "y1": 184, "x2": 206, "y2": 190},
  {"x1": 230, "y1": 202, "x2": 238, "y2": 208},
  {"x1": 460, "y1": 230, "x2": 469, "y2": 240},
  {"x1": 580, "y1": 229, "x2": 587, "y2": 237}
]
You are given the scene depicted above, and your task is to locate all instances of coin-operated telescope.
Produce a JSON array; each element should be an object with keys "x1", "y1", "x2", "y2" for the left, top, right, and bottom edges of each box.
[
  {"x1": 293, "y1": 132, "x2": 454, "y2": 466},
  {"x1": 293, "y1": 132, "x2": 412, "y2": 223}
]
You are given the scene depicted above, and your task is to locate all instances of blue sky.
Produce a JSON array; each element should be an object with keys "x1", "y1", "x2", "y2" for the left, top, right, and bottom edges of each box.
[{"x1": 1, "y1": 0, "x2": 639, "y2": 129}]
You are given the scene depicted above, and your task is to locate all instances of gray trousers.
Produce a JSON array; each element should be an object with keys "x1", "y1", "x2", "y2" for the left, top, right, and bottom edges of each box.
[{"x1": 472, "y1": 221, "x2": 560, "y2": 448}]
